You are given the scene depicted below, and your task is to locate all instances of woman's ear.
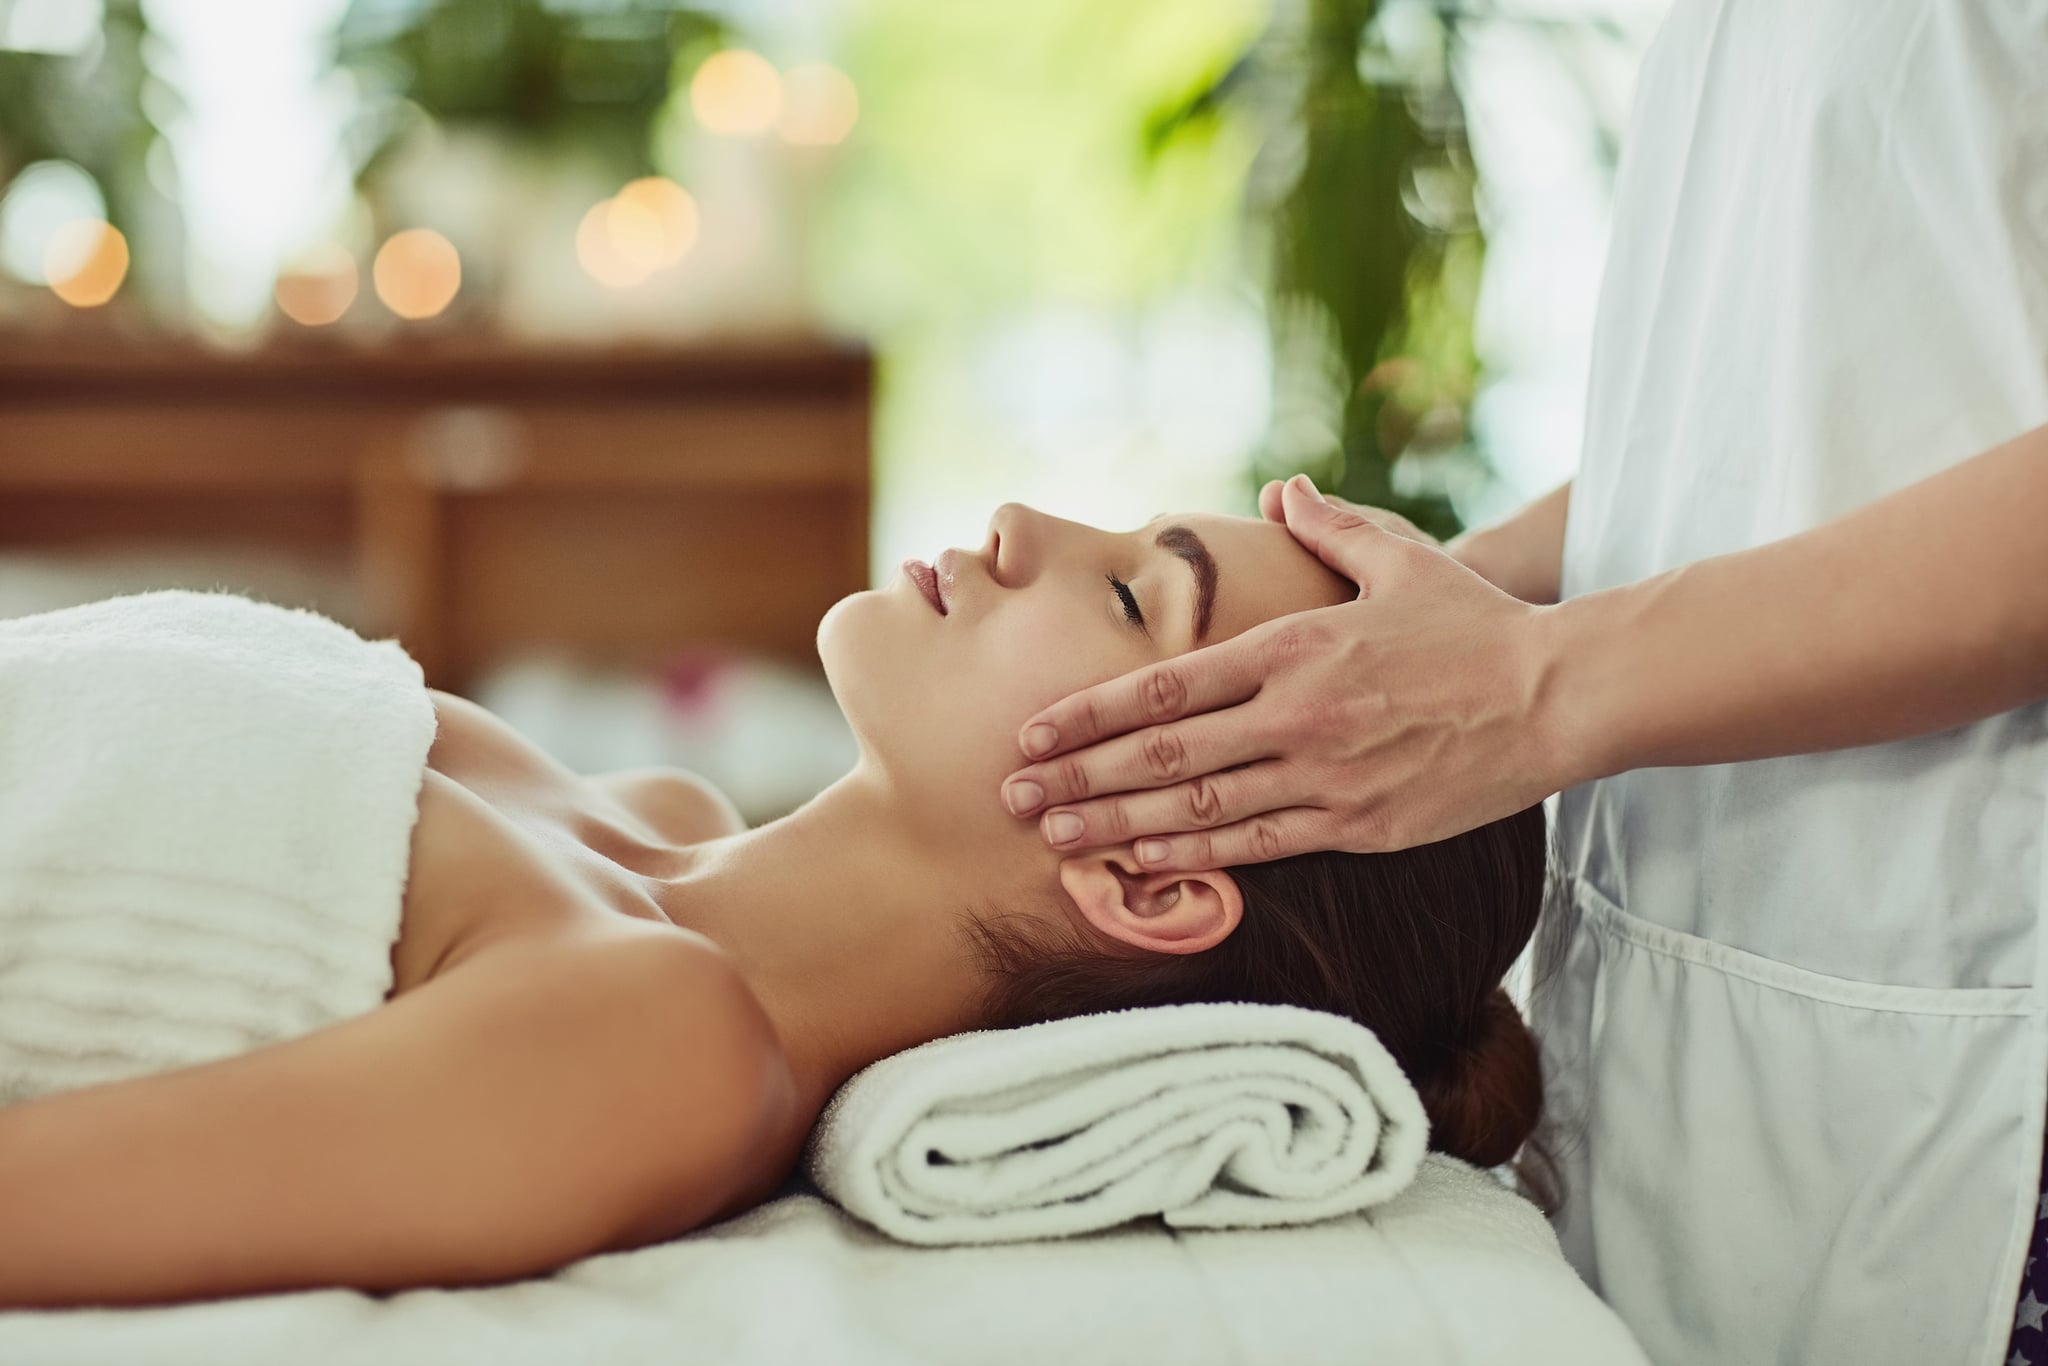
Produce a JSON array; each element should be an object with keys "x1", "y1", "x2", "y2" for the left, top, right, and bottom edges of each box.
[{"x1": 1057, "y1": 849, "x2": 1243, "y2": 955}]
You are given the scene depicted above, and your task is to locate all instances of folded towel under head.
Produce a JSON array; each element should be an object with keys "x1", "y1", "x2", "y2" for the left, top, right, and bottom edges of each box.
[
  {"x1": 0, "y1": 589, "x2": 437, "y2": 1107},
  {"x1": 803, "y1": 1000, "x2": 1432, "y2": 1245}
]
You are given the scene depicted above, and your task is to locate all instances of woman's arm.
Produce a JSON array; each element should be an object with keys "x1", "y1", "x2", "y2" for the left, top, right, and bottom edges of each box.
[
  {"x1": 1446, "y1": 479, "x2": 1572, "y2": 605},
  {"x1": 0, "y1": 931, "x2": 785, "y2": 1308},
  {"x1": 1543, "y1": 419, "x2": 2048, "y2": 786}
]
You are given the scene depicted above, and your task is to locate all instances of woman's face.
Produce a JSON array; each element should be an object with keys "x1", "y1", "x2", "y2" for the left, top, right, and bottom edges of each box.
[{"x1": 818, "y1": 503, "x2": 1354, "y2": 855}]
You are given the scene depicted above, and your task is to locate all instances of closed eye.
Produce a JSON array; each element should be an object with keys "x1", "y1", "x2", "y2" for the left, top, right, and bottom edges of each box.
[{"x1": 1107, "y1": 572, "x2": 1147, "y2": 635}]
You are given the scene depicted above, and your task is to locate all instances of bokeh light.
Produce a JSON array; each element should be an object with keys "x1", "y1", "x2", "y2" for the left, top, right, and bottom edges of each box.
[
  {"x1": 603, "y1": 194, "x2": 665, "y2": 270},
  {"x1": 372, "y1": 228, "x2": 461, "y2": 320},
  {"x1": 576, "y1": 178, "x2": 700, "y2": 288},
  {"x1": 576, "y1": 200, "x2": 644, "y2": 289},
  {"x1": 44, "y1": 220, "x2": 129, "y2": 307},
  {"x1": 777, "y1": 63, "x2": 859, "y2": 147},
  {"x1": 690, "y1": 49, "x2": 782, "y2": 135},
  {"x1": 615, "y1": 177, "x2": 699, "y2": 268},
  {"x1": 274, "y1": 242, "x2": 359, "y2": 326},
  {"x1": 0, "y1": 0, "x2": 103, "y2": 56},
  {"x1": 0, "y1": 160, "x2": 105, "y2": 284}
]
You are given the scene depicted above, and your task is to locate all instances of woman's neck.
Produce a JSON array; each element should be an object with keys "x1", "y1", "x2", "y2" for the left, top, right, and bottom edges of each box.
[{"x1": 638, "y1": 768, "x2": 998, "y2": 1111}]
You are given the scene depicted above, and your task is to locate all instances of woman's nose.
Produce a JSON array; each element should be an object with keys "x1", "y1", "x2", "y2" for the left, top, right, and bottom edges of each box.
[{"x1": 986, "y1": 502, "x2": 1036, "y2": 585}]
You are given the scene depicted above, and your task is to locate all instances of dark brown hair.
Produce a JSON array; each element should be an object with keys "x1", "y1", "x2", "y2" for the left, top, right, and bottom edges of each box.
[{"x1": 961, "y1": 801, "x2": 1557, "y2": 1209}]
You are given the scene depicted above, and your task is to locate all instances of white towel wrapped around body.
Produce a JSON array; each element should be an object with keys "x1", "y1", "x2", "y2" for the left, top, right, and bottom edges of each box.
[
  {"x1": 804, "y1": 999, "x2": 1432, "y2": 1245},
  {"x1": 0, "y1": 588, "x2": 438, "y2": 1107}
]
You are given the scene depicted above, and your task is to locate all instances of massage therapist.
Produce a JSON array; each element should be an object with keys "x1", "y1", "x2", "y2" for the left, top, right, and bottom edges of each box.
[{"x1": 999, "y1": 2, "x2": 2048, "y2": 1363}]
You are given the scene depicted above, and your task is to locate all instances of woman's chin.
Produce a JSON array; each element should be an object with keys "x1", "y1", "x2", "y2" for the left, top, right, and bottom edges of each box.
[
  {"x1": 816, "y1": 590, "x2": 914, "y2": 735},
  {"x1": 815, "y1": 589, "x2": 877, "y2": 676},
  {"x1": 815, "y1": 588, "x2": 1047, "y2": 832}
]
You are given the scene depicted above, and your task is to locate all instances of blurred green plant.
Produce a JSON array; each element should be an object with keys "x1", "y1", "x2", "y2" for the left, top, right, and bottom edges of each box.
[
  {"x1": 1150, "y1": 0, "x2": 1486, "y2": 539},
  {"x1": 336, "y1": 0, "x2": 726, "y2": 186},
  {"x1": 817, "y1": 0, "x2": 1487, "y2": 536},
  {"x1": 0, "y1": 0, "x2": 180, "y2": 309},
  {"x1": 804, "y1": 0, "x2": 1270, "y2": 526},
  {"x1": 814, "y1": 1, "x2": 1263, "y2": 331}
]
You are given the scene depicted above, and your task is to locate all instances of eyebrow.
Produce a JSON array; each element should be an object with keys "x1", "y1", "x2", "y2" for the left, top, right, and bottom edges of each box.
[{"x1": 1154, "y1": 525, "x2": 1218, "y2": 644}]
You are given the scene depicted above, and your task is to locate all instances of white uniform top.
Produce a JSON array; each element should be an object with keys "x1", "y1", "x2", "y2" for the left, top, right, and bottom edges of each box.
[{"x1": 1530, "y1": 1, "x2": 2048, "y2": 1362}]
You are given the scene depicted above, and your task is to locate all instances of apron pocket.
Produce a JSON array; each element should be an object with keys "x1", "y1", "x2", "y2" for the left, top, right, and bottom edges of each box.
[{"x1": 1535, "y1": 874, "x2": 2044, "y2": 1366}]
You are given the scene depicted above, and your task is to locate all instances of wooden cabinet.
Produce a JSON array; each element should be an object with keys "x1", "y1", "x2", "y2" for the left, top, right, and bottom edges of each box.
[{"x1": 0, "y1": 340, "x2": 872, "y2": 692}]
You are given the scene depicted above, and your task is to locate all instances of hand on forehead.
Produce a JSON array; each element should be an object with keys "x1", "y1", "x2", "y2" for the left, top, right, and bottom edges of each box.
[{"x1": 1144, "y1": 513, "x2": 1356, "y2": 647}]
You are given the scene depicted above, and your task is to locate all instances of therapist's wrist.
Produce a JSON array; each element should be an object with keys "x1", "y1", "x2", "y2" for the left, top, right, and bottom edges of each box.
[
  {"x1": 1522, "y1": 589, "x2": 1639, "y2": 794},
  {"x1": 1451, "y1": 523, "x2": 1559, "y2": 606},
  {"x1": 1446, "y1": 526, "x2": 1507, "y2": 592}
]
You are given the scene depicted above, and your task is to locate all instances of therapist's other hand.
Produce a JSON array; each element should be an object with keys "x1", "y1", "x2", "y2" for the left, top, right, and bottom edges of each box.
[
  {"x1": 1000, "y1": 475, "x2": 1564, "y2": 869},
  {"x1": 1255, "y1": 479, "x2": 1442, "y2": 549}
]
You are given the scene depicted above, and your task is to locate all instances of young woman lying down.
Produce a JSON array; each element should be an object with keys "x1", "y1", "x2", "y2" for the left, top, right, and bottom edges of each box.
[{"x1": 0, "y1": 503, "x2": 1548, "y2": 1307}]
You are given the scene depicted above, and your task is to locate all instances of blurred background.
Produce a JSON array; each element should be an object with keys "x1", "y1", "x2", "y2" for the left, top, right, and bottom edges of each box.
[{"x1": 0, "y1": 0, "x2": 1665, "y2": 820}]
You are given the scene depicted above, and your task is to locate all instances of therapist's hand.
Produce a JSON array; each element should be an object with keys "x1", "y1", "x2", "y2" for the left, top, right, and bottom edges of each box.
[
  {"x1": 1000, "y1": 475, "x2": 1569, "y2": 869},
  {"x1": 1255, "y1": 478, "x2": 1442, "y2": 549}
]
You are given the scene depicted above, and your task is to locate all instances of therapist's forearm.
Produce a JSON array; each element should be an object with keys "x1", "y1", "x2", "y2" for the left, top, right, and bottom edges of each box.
[
  {"x1": 1448, "y1": 480, "x2": 1572, "y2": 604},
  {"x1": 1542, "y1": 421, "x2": 2048, "y2": 786}
]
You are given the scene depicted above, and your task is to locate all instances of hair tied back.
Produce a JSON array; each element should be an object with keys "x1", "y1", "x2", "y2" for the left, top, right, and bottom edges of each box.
[{"x1": 1412, "y1": 986, "x2": 1543, "y2": 1172}]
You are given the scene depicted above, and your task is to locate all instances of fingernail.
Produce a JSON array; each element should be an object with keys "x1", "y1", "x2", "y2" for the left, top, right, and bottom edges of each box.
[
  {"x1": 1004, "y1": 779, "x2": 1044, "y2": 816},
  {"x1": 1044, "y1": 811, "x2": 1083, "y2": 845},
  {"x1": 1289, "y1": 473, "x2": 1328, "y2": 505},
  {"x1": 1136, "y1": 838, "x2": 1170, "y2": 866},
  {"x1": 1022, "y1": 724, "x2": 1058, "y2": 758}
]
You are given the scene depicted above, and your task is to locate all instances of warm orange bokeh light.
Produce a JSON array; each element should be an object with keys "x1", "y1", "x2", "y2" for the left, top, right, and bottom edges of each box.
[
  {"x1": 372, "y1": 228, "x2": 461, "y2": 320},
  {"x1": 577, "y1": 178, "x2": 700, "y2": 288},
  {"x1": 615, "y1": 177, "x2": 698, "y2": 268},
  {"x1": 577, "y1": 199, "x2": 643, "y2": 288},
  {"x1": 777, "y1": 63, "x2": 859, "y2": 147},
  {"x1": 602, "y1": 195, "x2": 665, "y2": 270},
  {"x1": 44, "y1": 219, "x2": 128, "y2": 307},
  {"x1": 690, "y1": 49, "x2": 782, "y2": 135},
  {"x1": 274, "y1": 243, "x2": 359, "y2": 326}
]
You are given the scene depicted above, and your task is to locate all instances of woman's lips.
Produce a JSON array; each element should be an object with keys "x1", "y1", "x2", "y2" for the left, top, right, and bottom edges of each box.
[{"x1": 903, "y1": 558, "x2": 948, "y2": 615}]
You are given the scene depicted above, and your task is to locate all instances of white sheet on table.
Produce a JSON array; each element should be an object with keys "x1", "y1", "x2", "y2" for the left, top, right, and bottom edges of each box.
[{"x1": 0, "y1": 1157, "x2": 1648, "y2": 1366}]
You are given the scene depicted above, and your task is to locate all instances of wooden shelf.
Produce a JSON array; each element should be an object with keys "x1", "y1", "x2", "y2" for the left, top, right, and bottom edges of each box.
[{"x1": 0, "y1": 338, "x2": 874, "y2": 693}]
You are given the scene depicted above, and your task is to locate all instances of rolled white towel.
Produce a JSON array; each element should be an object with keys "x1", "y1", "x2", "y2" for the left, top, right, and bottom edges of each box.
[{"x1": 803, "y1": 1000, "x2": 1430, "y2": 1246}]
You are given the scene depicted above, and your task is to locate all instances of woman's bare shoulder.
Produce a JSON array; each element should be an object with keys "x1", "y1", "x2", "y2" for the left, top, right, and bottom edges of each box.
[
  {"x1": 447, "y1": 924, "x2": 804, "y2": 1250},
  {"x1": 592, "y1": 767, "x2": 747, "y2": 845},
  {"x1": 587, "y1": 930, "x2": 810, "y2": 1244}
]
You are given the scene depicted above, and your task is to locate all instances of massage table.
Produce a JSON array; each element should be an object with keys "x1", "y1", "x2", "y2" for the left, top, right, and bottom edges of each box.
[{"x1": 0, "y1": 1157, "x2": 1648, "y2": 1365}]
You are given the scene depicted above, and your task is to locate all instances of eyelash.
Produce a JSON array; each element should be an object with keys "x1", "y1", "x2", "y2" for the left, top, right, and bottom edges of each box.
[{"x1": 1106, "y1": 572, "x2": 1145, "y2": 629}]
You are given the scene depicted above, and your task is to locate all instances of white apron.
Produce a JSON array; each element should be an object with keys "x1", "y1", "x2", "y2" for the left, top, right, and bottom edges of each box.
[{"x1": 1528, "y1": 2, "x2": 2048, "y2": 1363}]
